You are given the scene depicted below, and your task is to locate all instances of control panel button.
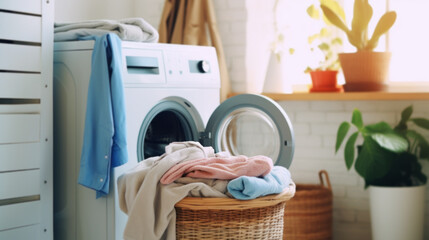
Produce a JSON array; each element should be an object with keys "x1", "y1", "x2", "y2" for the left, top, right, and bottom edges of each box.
[{"x1": 197, "y1": 60, "x2": 210, "y2": 73}]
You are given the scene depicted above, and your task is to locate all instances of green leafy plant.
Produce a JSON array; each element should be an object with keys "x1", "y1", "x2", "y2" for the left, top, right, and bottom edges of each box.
[
  {"x1": 320, "y1": 0, "x2": 397, "y2": 51},
  {"x1": 336, "y1": 106, "x2": 429, "y2": 187},
  {"x1": 305, "y1": 0, "x2": 344, "y2": 72}
]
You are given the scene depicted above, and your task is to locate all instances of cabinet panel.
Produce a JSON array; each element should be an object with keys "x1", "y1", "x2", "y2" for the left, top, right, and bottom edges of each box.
[
  {"x1": 0, "y1": 224, "x2": 40, "y2": 240},
  {"x1": 0, "y1": 114, "x2": 40, "y2": 144},
  {"x1": 0, "y1": 201, "x2": 40, "y2": 231},
  {"x1": 0, "y1": 43, "x2": 41, "y2": 72},
  {"x1": 0, "y1": 170, "x2": 40, "y2": 200},
  {"x1": 0, "y1": 0, "x2": 53, "y2": 239},
  {"x1": 0, "y1": 143, "x2": 41, "y2": 172},
  {"x1": 0, "y1": 12, "x2": 41, "y2": 43},
  {"x1": 0, "y1": 73, "x2": 42, "y2": 99},
  {"x1": 0, "y1": 0, "x2": 42, "y2": 15}
]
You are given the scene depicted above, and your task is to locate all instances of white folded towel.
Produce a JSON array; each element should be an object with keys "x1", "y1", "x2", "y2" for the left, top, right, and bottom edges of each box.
[{"x1": 54, "y1": 18, "x2": 159, "y2": 42}]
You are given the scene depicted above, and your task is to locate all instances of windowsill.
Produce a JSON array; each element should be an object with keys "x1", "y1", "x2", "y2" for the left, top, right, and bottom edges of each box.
[{"x1": 230, "y1": 83, "x2": 429, "y2": 101}]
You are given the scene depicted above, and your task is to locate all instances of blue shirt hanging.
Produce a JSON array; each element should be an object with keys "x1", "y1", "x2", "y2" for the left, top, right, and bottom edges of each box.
[{"x1": 78, "y1": 33, "x2": 128, "y2": 198}]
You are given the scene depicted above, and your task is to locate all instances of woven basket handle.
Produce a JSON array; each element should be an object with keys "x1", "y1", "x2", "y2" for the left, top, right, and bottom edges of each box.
[{"x1": 319, "y1": 170, "x2": 332, "y2": 190}]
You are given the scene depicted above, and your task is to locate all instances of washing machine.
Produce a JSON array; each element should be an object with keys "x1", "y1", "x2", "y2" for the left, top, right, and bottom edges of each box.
[{"x1": 53, "y1": 40, "x2": 294, "y2": 240}]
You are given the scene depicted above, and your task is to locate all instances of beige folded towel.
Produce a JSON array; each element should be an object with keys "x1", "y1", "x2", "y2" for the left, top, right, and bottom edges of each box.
[{"x1": 54, "y1": 18, "x2": 159, "y2": 42}]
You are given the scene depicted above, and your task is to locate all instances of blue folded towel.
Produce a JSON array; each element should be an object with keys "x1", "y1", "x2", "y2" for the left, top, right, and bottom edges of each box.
[{"x1": 227, "y1": 166, "x2": 292, "y2": 200}]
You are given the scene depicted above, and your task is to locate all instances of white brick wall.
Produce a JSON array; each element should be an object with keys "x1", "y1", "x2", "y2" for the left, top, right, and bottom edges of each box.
[{"x1": 281, "y1": 100, "x2": 429, "y2": 240}]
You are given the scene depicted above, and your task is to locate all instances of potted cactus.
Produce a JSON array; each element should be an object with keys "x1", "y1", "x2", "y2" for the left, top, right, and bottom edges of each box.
[
  {"x1": 305, "y1": 0, "x2": 343, "y2": 92},
  {"x1": 336, "y1": 106, "x2": 429, "y2": 240},
  {"x1": 321, "y1": 0, "x2": 397, "y2": 91}
]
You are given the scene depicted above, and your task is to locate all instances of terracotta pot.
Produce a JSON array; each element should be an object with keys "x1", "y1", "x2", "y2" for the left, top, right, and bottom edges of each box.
[
  {"x1": 339, "y1": 51, "x2": 391, "y2": 92},
  {"x1": 338, "y1": 51, "x2": 392, "y2": 91},
  {"x1": 309, "y1": 70, "x2": 341, "y2": 92}
]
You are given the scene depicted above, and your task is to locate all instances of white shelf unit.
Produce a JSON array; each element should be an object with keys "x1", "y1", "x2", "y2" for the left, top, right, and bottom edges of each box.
[{"x1": 0, "y1": 0, "x2": 53, "y2": 239}]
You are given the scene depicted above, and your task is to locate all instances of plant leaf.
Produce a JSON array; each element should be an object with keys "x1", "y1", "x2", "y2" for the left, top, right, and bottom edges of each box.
[
  {"x1": 307, "y1": 4, "x2": 320, "y2": 19},
  {"x1": 407, "y1": 130, "x2": 429, "y2": 159},
  {"x1": 308, "y1": 33, "x2": 319, "y2": 44},
  {"x1": 336, "y1": 122, "x2": 351, "y2": 152},
  {"x1": 394, "y1": 106, "x2": 412, "y2": 132},
  {"x1": 401, "y1": 105, "x2": 413, "y2": 123},
  {"x1": 364, "y1": 121, "x2": 393, "y2": 133},
  {"x1": 370, "y1": 133, "x2": 408, "y2": 153},
  {"x1": 318, "y1": 42, "x2": 330, "y2": 51},
  {"x1": 354, "y1": 136, "x2": 394, "y2": 183},
  {"x1": 344, "y1": 132, "x2": 359, "y2": 170},
  {"x1": 351, "y1": 109, "x2": 363, "y2": 129},
  {"x1": 320, "y1": 4, "x2": 350, "y2": 34},
  {"x1": 320, "y1": 0, "x2": 346, "y2": 24},
  {"x1": 411, "y1": 118, "x2": 429, "y2": 130},
  {"x1": 331, "y1": 37, "x2": 343, "y2": 45},
  {"x1": 351, "y1": 0, "x2": 373, "y2": 50},
  {"x1": 366, "y1": 11, "x2": 397, "y2": 50},
  {"x1": 415, "y1": 172, "x2": 427, "y2": 185}
]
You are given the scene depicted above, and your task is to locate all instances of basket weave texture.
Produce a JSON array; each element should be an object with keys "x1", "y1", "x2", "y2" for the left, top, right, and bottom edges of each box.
[
  {"x1": 175, "y1": 184, "x2": 296, "y2": 240},
  {"x1": 283, "y1": 170, "x2": 333, "y2": 240}
]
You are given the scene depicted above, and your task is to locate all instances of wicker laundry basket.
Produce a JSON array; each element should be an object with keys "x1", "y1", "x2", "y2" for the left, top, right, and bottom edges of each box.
[
  {"x1": 175, "y1": 184, "x2": 296, "y2": 240},
  {"x1": 283, "y1": 170, "x2": 333, "y2": 240}
]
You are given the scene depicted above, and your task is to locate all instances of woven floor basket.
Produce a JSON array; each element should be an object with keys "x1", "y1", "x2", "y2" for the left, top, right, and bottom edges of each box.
[
  {"x1": 283, "y1": 170, "x2": 333, "y2": 240},
  {"x1": 175, "y1": 184, "x2": 296, "y2": 240}
]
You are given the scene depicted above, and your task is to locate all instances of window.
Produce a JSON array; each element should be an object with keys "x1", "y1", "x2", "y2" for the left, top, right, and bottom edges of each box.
[
  {"x1": 277, "y1": 0, "x2": 427, "y2": 86},
  {"x1": 388, "y1": 0, "x2": 429, "y2": 82}
]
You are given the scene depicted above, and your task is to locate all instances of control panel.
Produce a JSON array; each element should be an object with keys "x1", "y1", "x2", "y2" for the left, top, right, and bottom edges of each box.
[{"x1": 54, "y1": 41, "x2": 222, "y2": 88}]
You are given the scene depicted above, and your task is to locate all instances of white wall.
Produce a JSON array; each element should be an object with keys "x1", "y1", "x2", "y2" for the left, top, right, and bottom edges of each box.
[
  {"x1": 54, "y1": 0, "x2": 164, "y2": 26},
  {"x1": 54, "y1": 1, "x2": 429, "y2": 239}
]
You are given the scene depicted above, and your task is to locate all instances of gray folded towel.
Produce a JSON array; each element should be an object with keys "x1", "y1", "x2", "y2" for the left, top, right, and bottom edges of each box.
[{"x1": 54, "y1": 18, "x2": 159, "y2": 42}]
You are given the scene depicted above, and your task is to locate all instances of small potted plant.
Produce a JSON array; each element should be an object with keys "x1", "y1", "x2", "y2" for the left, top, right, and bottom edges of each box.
[
  {"x1": 321, "y1": 0, "x2": 397, "y2": 91},
  {"x1": 305, "y1": 1, "x2": 344, "y2": 92},
  {"x1": 335, "y1": 106, "x2": 429, "y2": 240}
]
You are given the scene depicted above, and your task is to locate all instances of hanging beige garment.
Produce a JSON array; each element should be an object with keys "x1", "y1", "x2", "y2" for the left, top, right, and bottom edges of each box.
[{"x1": 159, "y1": 0, "x2": 231, "y2": 102}]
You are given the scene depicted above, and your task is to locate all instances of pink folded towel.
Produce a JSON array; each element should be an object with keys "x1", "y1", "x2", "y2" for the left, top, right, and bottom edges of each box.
[{"x1": 160, "y1": 155, "x2": 273, "y2": 184}]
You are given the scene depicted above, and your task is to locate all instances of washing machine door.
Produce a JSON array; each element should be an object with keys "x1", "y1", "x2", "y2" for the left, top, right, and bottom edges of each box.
[
  {"x1": 137, "y1": 96, "x2": 204, "y2": 161},
  {"x1": 202, "y1": 94, "x2": 294, "y2": 167}
]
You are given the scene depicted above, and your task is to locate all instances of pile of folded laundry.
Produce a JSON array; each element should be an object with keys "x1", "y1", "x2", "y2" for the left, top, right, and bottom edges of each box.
[
  {"x1": 117, "y1": 141, "x2": 294, "y2": 240},
  {"x1": 54, "y1": 18, "x2": 159, "y2": 42}
]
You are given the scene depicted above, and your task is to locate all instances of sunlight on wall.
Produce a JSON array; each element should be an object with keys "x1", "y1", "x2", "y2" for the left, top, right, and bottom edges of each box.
[
  {"x1": 389, "y1": 0, "x2": 429, "y2": 82},
  {"x1": 276, "y1": 0, "x2": 324, "y2": 85}
]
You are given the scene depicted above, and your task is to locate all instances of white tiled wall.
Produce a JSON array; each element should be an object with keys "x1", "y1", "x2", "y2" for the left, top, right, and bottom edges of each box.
[
  {"x1": 279, "y1": 100, "x2": 429, "y2": 240},
  {"x1": 212, "y1": 0, "x2": 248, "y2": 92}
]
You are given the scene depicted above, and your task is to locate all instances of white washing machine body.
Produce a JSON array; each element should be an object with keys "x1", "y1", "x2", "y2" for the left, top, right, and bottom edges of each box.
[{"x1": 53, "y1": 41, "x2": 294, "y2": 240}]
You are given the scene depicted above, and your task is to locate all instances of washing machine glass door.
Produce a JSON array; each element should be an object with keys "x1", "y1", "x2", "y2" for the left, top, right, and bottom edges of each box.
[
  {"x1": 137, "y1": 96, "x2": 204, "y2": 161},
  {"x1": 203, "y1": 94, "x2": 294, "y2": 167}
]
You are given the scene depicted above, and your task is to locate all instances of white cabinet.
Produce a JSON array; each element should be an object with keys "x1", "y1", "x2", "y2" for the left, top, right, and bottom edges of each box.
[{"x1": 0, "y1": 0, "x2": 53, "y2": 239}]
